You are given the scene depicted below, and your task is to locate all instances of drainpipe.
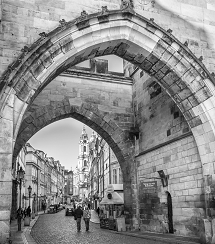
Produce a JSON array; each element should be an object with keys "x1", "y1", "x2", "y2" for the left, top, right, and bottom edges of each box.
[
  {"x1": 109, "y1": 146, "x2": 111, "y2": 184},
  {"x1": 103, "y1": 150, "x2": 105, "y2": 197},
  {"x1": 134, "y1": 158, "x2": 140, "y2": 230}
]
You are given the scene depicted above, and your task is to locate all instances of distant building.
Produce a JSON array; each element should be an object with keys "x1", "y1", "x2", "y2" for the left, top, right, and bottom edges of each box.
[
  {"x1": 11, "y1": 143, "x2": 65, "y2": 219},
  {"x1": 64, "y1": 169, "x2": 73, "y2": 203},
  {"x1": 88, "y1": 132, "x2": 123, "y2": 210}
]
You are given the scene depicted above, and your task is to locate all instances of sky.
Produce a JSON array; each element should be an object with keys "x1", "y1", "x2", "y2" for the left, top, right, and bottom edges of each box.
[{"x1": 28, "y1": 118, "x2": 92, "y2": 171}]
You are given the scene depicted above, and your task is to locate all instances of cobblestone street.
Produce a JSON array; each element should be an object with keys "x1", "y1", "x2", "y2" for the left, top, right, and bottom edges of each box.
[{"x1": 31, "y1": 210, "x2": 165, "y2": 244}]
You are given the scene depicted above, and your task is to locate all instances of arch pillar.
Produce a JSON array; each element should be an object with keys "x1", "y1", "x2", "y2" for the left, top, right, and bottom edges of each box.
[{"x1": 0, "y1": 91, "x2": 15, "y2": 243}]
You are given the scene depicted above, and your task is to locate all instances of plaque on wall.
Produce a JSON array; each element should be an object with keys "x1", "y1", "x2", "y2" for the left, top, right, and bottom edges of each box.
[{"x1": 141, "y1": 181, "x2": 157, "y2": 189}]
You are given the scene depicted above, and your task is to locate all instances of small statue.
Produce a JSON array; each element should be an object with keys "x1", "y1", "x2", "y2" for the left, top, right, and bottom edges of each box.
[
  {"x1": 78, "y1": 10, "x2": 88, "y2": 22},
  {"x1": 120, "y1": 0, "x2": 134, "y2": 10},
  {"x1": 59, "y1": 19, "x2": 67, "y2": 27},
  {"x1": 184, "y1": 41, "x2": 188, "y2": 47},
  {"x1": 101, "y1": 6, "x2": 108, "y2": 15},
  {"x1": 21, "y1": 46, "x2": 29, "y2": 53},
  {"x1": 39, "y1": 32, "x2": 47, "y2": 38},
  {"x1": 199, "y1": 56, "x2": 203, "y2": 62}
]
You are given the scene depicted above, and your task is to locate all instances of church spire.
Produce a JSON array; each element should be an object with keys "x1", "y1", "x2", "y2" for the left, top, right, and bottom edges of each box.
[
  {"x1": 80, "y1": 125, "x2": 88, "y2": 141},
  {"x1": 82, "y1": 125, "x2": 86, "y2": 135}
]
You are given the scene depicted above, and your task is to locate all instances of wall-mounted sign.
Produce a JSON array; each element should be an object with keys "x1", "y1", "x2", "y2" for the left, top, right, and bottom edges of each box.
[
  {"x1": 141, "y1": 181, "x2": 157, "y2": 189},
  {"x1": 205, "y1": 186, "x2": 211, "y2": 194},
  {"x1": 107, "y1": 193, "x2": 112, "y2": 199}
]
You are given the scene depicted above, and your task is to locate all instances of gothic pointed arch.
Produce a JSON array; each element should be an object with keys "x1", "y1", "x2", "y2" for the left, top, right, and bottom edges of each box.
[{"x1": 0, "y1": 7, "x2": 214, "y2": 185}]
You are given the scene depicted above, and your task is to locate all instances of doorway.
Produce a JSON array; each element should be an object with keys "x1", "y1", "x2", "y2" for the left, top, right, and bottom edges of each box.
[{"x1": 167, "y1": 192, "x2": 174, "y2": 233}]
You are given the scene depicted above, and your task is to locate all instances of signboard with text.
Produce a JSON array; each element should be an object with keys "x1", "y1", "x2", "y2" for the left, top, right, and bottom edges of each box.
[{"x1": 141, "y1": 181, "x2": 157, "y2": 189}]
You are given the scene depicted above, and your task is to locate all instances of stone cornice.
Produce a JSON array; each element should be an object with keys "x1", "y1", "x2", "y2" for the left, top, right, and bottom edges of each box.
[
  {"x1": 61, "y1": 69, "x2": 133, "y2": 85},
  {"x1": 26, "y1": 161, "x2": 40, "y2": 169}
]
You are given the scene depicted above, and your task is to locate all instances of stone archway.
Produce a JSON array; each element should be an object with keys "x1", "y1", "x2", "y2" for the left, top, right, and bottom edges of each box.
[
  {"x1": 1, "y1": 6, "x2": 215, "y2": 243},
  {"x1": 13, "y1": 101, "x2": 134, "y2": 175}
]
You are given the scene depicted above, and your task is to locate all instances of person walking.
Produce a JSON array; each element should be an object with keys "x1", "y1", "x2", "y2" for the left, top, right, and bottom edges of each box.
[
  {"x1": 83, "y1": 206, "x2": 91, "y2": 231},
  {"x1": 74, "y1": 205, "x2": 83, "y2": 232},
  {"x1": 23, "y1": 207, "x2": 27, "y2": 219},
  {"x1": 96, "y1": 207, "x2": 100, "y2": 216},
  {"x1": 26, "y1": 206, "x2": 31, "y2": 217},
  {"x1": 16, "y1": 207, "x2": 23, "y2": 231},
  {"x1": 42, "y1": 202, "x2": 46, "y2": 213}
]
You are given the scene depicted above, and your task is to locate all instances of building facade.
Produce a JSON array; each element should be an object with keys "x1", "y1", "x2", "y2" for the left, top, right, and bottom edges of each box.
[
  {"x1": 88, "y1": 133, "x2": 123, "y2": 210},
  {"x1": 64, "y1": 170, "x2": 73, "y2": 204},
  {"x1": 11, "y1": 143, "x2": 65, "y2": 219}
]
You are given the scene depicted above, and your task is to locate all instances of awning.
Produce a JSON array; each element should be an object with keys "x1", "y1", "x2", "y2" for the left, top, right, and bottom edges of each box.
[{"x1": 100, "y1": 192, "x2": 124, "y2": 205}]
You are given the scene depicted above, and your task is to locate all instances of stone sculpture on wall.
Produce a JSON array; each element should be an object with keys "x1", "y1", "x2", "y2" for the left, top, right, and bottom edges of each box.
[{"x1": 121, "y1": 0, "x2": 134, "y2": 9}]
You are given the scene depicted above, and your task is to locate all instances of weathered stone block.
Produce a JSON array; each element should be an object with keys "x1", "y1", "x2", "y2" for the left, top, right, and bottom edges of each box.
[
  {"x1": 0, "y1": 220, "x2": 10, "y2": 244},
  {"x1": 59, "y1": 35, "x2": 74, "y2": 53},
  {"x1": 48, "y1": 43, "x2": 62, "y2": 59},
  {"x1": 22, "y1": 71, "x2": 41, "y2": 90},
  {"x1": 30, "y1": 59, "x2": 45, "y2": 78},
  {"x1": 40, "y1": 51, "x2": 53, "y2": 68},
  {"x1": 153, "y1": 40, "x2": 168, "y2": 58}
]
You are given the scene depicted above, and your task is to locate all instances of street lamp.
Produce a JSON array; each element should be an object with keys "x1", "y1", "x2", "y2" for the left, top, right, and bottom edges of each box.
[
  {"x1": 27, "y1": 185, "x2": 32, "y2": 207},
  {"x1": 17, "y1": 166, "x2": 25, "y2": 231},
  {"x1": 32, "y1": 192, "x2": 36, "y2": 219}
]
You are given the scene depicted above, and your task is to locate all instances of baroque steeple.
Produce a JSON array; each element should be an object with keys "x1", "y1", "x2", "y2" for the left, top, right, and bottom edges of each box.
[{"x1": 80, "y1": 125, "x2": 88, "y2": 142}]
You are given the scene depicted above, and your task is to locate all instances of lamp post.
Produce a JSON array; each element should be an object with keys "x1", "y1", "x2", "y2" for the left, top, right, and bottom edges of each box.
[
  {"x1": 28, "y1": 185, "x2": 32, "y2": 208},
  {"x1": 17, "y1": 166, "x2": 25, "y2": 231},
  {"x1": 32, "y1": 192, "x2": 36, "y2": 219}
]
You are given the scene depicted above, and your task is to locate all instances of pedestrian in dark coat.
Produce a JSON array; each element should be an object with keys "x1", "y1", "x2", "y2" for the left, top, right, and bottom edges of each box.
[
  {"x1": 17, "y1": 207, "x2": 23, "y2": 219},
  {"x1": 26, "y1": 206, "x2": 31, "y2": 217},
  {"x1": 23, "y1": 207, "x2": 27, "y2": 218},
  {"x1": 74, "y1": 206, "x2": 83, "y2": 232},
  {"x1": 96, "y1": 207, "x2": 100, "y2": 216}
]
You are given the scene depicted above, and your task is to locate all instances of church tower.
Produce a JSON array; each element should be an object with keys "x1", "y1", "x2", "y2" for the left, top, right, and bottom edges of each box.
[{"x1": 77, "y1": 126, "x2": 89, "y2": 200}]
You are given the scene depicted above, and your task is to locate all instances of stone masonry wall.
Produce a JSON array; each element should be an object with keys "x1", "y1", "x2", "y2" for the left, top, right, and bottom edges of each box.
[
  {"x1": 0, "y1": 0, "x2": 215, "y2": 242},
  {"x1": 133, "y1": 70, "x2": 190, "y2": 152},
  {"x1": 133, "y1": 71, "x2": 205, "y2": 237},
  {"x1": 1, "y1": 0, "x2": 215, "y2": 78},
  {"x1": 24, "y1": 72, "x2": 133, "y2": 128},
  {"x1": 136, "y1": 134, "x2": 204, "y2": 237}
]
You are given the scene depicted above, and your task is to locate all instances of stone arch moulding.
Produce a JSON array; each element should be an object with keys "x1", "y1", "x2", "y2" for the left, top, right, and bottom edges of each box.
[
  {"x1": 13, "y1": 101, "x2": 134, "y2": 179},
  {"x1": 1, "y1": 7, "x2": 215, "y2": 182}
]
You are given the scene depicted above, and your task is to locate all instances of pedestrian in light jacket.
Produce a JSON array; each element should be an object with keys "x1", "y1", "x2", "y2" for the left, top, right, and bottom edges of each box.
[
  {"x1": 74, "y1": 205, "x2": 83, "y2": 232},
  {"x1": 83, "y1": 206, "x2": 91, "y2": 231}
]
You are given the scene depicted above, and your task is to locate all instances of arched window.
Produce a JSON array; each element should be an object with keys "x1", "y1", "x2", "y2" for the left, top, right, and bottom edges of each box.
[
  {"x1": 84, "y1": 160, "x2": 87, "y2": 166},
  {"x1": 83, "y1": 146, "x2": 86, "y2": 152}
]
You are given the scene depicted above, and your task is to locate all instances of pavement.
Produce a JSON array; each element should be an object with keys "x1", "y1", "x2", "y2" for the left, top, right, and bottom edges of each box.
[
  {"x1": 90, "y1": 209, "x2": 100, "y2": 224},
  {"x1": 10, "y1": 212, "x2": 44, "y2": 244},
  {"x1": 10, "y1": 210, "x2": 201, "y2": 244}
]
